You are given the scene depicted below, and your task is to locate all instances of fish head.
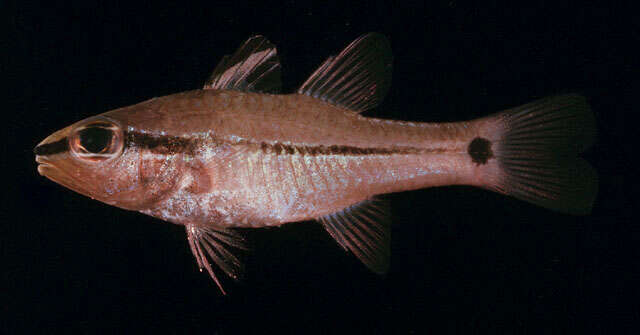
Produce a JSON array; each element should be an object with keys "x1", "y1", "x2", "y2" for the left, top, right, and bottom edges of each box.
[{"x1": 34, "y1": 113, "x2": 181, "y2": 211}]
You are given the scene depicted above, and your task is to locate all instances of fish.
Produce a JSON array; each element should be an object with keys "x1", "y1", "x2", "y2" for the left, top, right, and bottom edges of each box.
[{"x1": 34, "y1": 33, "x2": 597, "y2": 294}]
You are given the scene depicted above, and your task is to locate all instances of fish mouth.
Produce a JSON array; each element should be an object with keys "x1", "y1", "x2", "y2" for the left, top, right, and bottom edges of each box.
[
  {"x1": 35, "y1": 147, "x2": 97, "y2": 200},
  {"x1": 34, "y1": 122, "x2": 105, "y2": 201},
  {"x1": 35, "y1": 157, "x2": 92, "y2": 199},
  {"x1": 35, "y1": 156, "x2": 51, "y2": 176},
  {"x1": 34, "y1": 137, "x2": 74, "y2": 187},
  {"x1": 35, "y1": 156, "x2": 65, "y2": 182},
  {"x1": 35, "y1": 155, "x2": 47, "y2": 164},
  {"x1": 34, "y1": 124, "x2": 74, "y2": 175}
]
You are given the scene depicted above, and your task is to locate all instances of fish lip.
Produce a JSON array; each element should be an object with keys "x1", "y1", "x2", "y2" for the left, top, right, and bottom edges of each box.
[
  {"x1": 35, "y1": 155, "x2": 52, "y2": 176},
  {"x1": 36, "y1": 159, "x2": 71, "y2": 186},
  {"x1": 35, "y1": 155, "x2": 48, "y2": 164},
  {"x1": 36, "y1": 163, "x2": 50, "y2": 176},
  {"x1": 36, "y1": 160, "x2": 96, "y2": 200}
]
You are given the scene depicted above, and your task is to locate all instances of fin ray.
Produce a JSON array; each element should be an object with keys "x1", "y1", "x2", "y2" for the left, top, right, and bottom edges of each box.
[
  {"x1": 298, "y1": 33, "x2": 393, "y2": 113},
  {"x1": 487, "y1": 94, "x2": 598, "y2": 215},
  {"x1": 318, "y1": 198, "x2": 391, "y2": 274},
  {"x1": 185, "y1": 224, "x2": 245, "y2": 295},
  {"x1": 204, "y1": 35, "x2": 281, "y2": 93}
]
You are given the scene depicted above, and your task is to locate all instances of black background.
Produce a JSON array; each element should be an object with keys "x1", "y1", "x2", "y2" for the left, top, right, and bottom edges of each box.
[{"x1": 4, "y1": 1, "x2": 637, "y2": 333}]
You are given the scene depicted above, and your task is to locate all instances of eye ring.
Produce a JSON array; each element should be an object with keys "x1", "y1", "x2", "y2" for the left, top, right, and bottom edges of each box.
[{"x1": 69, "y1": 119, "x2": 123, "y2": 162}]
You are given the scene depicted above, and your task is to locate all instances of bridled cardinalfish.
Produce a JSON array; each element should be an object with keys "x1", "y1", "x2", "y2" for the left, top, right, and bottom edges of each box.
[{"x1": 34, "y1": 33, "x2": 597, "y2": 294}]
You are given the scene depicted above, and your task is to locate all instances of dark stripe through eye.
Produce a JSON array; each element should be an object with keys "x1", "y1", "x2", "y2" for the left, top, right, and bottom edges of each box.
[{"x1": 34, "y1": 138, "x2": 69, "y2": 156}]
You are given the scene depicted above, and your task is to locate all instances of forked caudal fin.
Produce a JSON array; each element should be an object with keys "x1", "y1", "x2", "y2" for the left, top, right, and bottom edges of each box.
[{"x1": 484, "y1": 94, "x2": 598, "y2": 215}]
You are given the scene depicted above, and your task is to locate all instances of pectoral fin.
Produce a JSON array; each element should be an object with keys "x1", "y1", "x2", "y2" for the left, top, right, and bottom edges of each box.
[
  {"x1": 318, "y1": 198, "x2": 391, "y2": 274},
  {"x1": 185, "y1": 224, "x2": 246, "y2": 295}
]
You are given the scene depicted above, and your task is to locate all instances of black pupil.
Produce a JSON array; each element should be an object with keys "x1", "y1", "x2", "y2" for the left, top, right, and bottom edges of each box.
[{"x1": 79, "y1": 127, "x2": 113, "y2": 153}]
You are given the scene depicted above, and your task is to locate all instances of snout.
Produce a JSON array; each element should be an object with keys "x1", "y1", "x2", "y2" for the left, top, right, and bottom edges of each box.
[
  {"x1": 34, "y1": 126, "x2": 72, "y2": 157},
  {"x1": 35, "y1": 125, "x2": 74, "y2": 179}
]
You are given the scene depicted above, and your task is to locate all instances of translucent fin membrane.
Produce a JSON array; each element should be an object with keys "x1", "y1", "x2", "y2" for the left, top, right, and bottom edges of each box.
[
  {"x1": 318, "y1": 198, "x2": 391, "y2": 274},
  {"x1": 298, "y1": 33, "x2": 393, "y2": 113},
  {"x1": 492, "y1": 95, "x2": 598, "y2": 215},
  {"x1": 185, "y1": 225, "x2": 246, "y2": 295},
  {"x1": 204, "y1": 35, "x2": 281, "y2": 93}
]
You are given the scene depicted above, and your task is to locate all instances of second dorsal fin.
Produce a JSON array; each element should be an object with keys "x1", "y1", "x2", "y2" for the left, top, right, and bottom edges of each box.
[{"x1": 297, "y1": 33, "x2": 393, "y2": 113}]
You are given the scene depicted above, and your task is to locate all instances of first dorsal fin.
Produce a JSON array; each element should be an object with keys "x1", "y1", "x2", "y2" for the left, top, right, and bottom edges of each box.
[
  {"x1": 297, "y1": 33, "x2": 393, "y2": 113},
  {"x1": 318, "y1": 198, "x2": 391, "y2": 274},
  {"x1": 203, "y1": 35, "x2": 281, "y2": 93}
]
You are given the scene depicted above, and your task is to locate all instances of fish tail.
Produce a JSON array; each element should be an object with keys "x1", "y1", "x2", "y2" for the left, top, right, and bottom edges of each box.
[{"x1": 481, "y1": 94, "x2": 598, "y2": 215}]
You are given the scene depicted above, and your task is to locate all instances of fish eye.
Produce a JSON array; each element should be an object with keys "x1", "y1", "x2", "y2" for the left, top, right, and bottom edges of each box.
[
  {"x1": 70, "y1": 120, "x2": 123, "y2": 162},
  {"x1": 79, "y1": 127, "x2": 112, "y2": 153}
]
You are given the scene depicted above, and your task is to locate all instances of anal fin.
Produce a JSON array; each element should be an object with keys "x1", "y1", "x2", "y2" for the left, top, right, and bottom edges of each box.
[
  {"x1": 317, "y1": 198, "x2": 391, "y2": 274},
  {"x1": 185, "y1": 224, "x2": 246, "y2": 295}
]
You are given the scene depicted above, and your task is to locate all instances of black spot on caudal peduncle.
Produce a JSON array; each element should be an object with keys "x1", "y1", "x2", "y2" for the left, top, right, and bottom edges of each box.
[{"x1": 468, "y1": 137, "x2": 493, "y2": 165}]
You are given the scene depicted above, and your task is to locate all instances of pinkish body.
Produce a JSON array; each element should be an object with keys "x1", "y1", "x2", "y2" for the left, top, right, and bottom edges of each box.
[
  {"x1": 109, "y1": 89, "x2": 494, "y2": 228},
  {"x1": 34, "y1": 33, "x2": 596, "y2": 293}
]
